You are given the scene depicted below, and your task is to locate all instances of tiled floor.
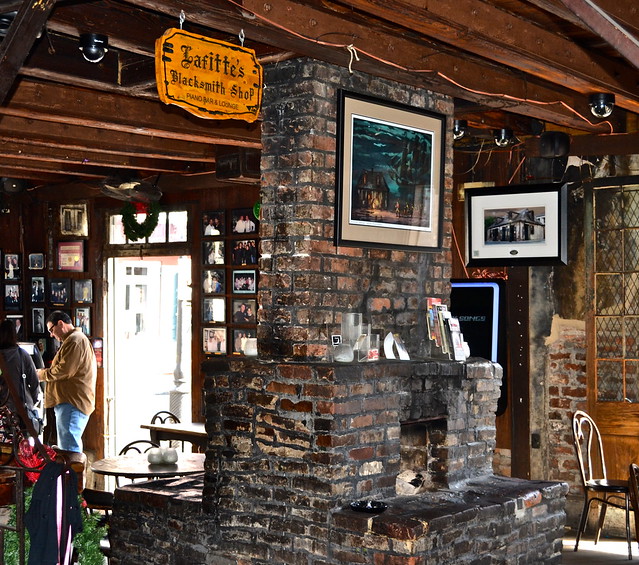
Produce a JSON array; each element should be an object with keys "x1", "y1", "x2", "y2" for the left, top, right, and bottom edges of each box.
[{"x1": 562, "y1": 532, "x2": 638, "y2": 563}]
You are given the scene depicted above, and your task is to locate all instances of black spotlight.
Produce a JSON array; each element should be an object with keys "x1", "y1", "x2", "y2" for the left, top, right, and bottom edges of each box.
[
  {"x1": 493, "y1": 128, "x2": 514, "y2": 148},
  {"x1": 588, "y1": 92, "x2": 615, "y2": 119},
  {"x1": 79, "y1": 33, "x2": 108, "y2": 63},
  {"x1": 453, "y1": 119, "x2": 468, "y2": 141}
]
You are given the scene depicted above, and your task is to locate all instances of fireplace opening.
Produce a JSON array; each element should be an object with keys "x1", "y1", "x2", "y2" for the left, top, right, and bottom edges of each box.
[{"x1": 397, "y1": 417, "x2": 447, "y2": 494}]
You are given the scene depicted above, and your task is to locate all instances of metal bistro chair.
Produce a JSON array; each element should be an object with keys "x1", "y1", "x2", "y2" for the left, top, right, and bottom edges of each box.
[
  {"x1": 572, "y1": 410, "x2": 632, "y2": 560},
  {"x1": 116, "y1": 439, "x2": 160, "y2": 486},
  {"x1": 150, "y1": 411, "x2": 180, "y2": 425}
]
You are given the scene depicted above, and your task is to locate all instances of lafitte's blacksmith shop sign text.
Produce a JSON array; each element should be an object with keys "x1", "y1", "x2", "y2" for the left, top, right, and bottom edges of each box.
[{"x1": 155, "y1": 28, "x2": 263, "y2": 122}]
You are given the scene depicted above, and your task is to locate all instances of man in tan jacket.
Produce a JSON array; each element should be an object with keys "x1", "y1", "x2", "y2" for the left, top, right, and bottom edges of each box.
[{"x1": 37, "y1": 310, "x2": 96, "y2": 453}]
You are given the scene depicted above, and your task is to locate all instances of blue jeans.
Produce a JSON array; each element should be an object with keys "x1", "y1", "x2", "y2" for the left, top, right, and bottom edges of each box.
[{"x1": 54, "y1": 403, "x2": 90, "y2": 453}]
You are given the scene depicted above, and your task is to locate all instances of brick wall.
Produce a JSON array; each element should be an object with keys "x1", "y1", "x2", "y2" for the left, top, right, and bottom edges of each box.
[{"x1": 257, "y1": 58, "x2": 454, "y2": 361}]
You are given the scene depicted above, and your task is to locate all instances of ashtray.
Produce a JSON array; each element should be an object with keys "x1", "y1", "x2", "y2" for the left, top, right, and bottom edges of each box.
[{"x1": 349, "y1": 500, "x2": 388, "y2": 514}]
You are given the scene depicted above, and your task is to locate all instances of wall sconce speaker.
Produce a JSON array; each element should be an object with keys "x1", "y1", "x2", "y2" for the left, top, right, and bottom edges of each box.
[
  {"x1": 539, "y1": 131, "x2": 570, "y2": 158},
  {"x1": 589, "y1": 92, "x2": 615, "y2": 119}
]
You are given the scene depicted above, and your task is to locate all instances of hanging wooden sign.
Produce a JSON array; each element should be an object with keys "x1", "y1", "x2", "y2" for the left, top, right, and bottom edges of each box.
[{"x1": 155, "y1": 28, "x2": 263, "y2": 122}]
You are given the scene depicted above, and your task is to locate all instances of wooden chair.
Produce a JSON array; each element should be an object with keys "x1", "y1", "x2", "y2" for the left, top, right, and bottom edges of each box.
[{"x1": 572, "y1": 410, "x2": 632, "y2": 559}]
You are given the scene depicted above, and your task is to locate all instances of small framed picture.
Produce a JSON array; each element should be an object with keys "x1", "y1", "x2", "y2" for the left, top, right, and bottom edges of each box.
[
  {"x1": 4, "y1": 283, "x2": 22, "y2": 310},
  {"x1": 30, "y1": 276, "x2": 45, "y2": 303},
  {"x1": 91, "y1": 338, "x2": 103, "y2": 369},
  {"x1": 32, "y1": 307, "x2": 45, "y2": 334},
  {"x1": 6, "y1": 314, "x2": 24, "y2": 340},
  {"x1": 49, "y1": 278, "x2": 70, "y2": 307},
  {"x1": 4, "y1": 253, "x2": 20, "y2": 280},
  {"x1": 231, "y1": 240, "x2": 258, "y2": 266},
  {"x1": 202, "y1": 210, "x2": 225, "y2": 237},
  {"x1": 74, "y1": 279, "x2": 93, "y2": 304},
  {"x1": 231, "y1": 208, "x2": 258, "y2": 234},
  {"x1": 203, "y1": 327, "x2": 227, "y2": 355},
  {"x1": 57, "y1": 241, "x2": 84, "y2": 272},
  {"x1": 202, "y1": 269, "x2": 224, "y2": 294},
  {"x1": 28, "y1": 253, "x2": 45, "y2": 270},
  {"x1": 59, "y1": 202, "x2": 88, "y2": 237},
  {"x1": 203, "y1": 241, "x2": 225, "y2": 265},
  {"x1": 202, "y1": 297, "x2": 226, "y2": 323},
  {"x1": 233, "y1": 329, "x2": 257, "y2": 355},
  {"x1": 75, "y1": 307, "x2": 91, "y2": 336},
  {"x1": 232, "y1": 269, "x2": 256, "y2": 294},
  {"x1": 232, "y1": 299, "x2": 257, "y2": 324}
]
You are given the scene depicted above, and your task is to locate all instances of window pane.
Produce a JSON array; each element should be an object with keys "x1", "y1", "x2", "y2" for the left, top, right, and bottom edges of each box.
[
  {"x1": 147, "y1": 212, "x2": 167, "y2": 243},
  {"x1": 109, "y1": 215, "x2": 126, "y2": 244},
  {"x1": 169, "y1": 211, "x2": 188, "y2": 242}
]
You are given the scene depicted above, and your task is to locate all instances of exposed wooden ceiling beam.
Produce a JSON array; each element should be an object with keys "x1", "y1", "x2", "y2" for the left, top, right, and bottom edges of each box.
[
  {"x1": 0, "y1": 0, "x2": 56, "y2": 102},
  {"x1": 1, "y1": 78, "x2": 262, "y2": 147},
  {"x1": 329, "y1": 0, "x2": 639, "y2": 112},
  {"x1": 556, "y1": 0, "x2": 639, "y2": 72}
]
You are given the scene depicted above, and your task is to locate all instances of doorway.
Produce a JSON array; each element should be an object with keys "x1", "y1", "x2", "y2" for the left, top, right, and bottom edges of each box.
[{"x1": 105, "y1": 255, "x2": 192, "y2": 456}]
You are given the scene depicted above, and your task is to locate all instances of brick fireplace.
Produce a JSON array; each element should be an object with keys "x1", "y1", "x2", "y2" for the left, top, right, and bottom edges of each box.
[{"x1": 107, "y1": 58, "x2": 567, "y2": 563}]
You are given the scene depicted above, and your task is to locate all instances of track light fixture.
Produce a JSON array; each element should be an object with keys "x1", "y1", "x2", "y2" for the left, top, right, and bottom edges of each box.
[
  {"x1": 453, "y1": 119, "x2": 468, "y2": 141},
  {"x1": 79, "y1": 33, "x2": 108, "y2": 63},
  {"x1": 588, "y1": 92, "x2": 615, "y2": 119},
  {"x1": 493, "y1": 128, "x2": 514, "y2": 148}
]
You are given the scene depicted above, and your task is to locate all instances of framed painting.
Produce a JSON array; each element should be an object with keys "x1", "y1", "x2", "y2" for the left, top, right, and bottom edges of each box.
[
  {"x1": 49, "y1": 278, "x2": 71, "y2": 307},
  {"x1": 57, "y1": 241, "x2": 84, "y2": 272},
  {"x1": 335, "y1": 90, "x2": 445, "y2": 251},
  {"x1": 59, "y1": 202, "x2": 88, "y2": 237},
  {"x1": 203, "y1": 327, "x2": 227, "y2": 355},
  {"x1": 74, "y1": 279, "x2": 93, "y2": 304},
  {"x1": 465, "y1": 182, "x2": 568, "y2": 266},
  {"x1": 232, "y1": 269, "x2": 256, "y2": 294},
  {"x1": 202, "y1": 210, "x2": 225, "y2": 237}
]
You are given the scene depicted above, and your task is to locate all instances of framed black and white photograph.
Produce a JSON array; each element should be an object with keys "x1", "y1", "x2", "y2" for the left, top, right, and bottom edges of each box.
[
  {"x1": 4, "y1": 283, "x2": 21, "y2": 310},
  {"x1": 60, "y1": 202, "x2": 88, "y2": 237},
  {"x1": 202, "y1": 210, "x2": 225, "y2": 237},
  {"x1": 233, "y1": 329, "x2": 256, "y2": 355},
  {"x1": 6, "y1": 314, "x2": 24, "y2": 340},
  {"x1": 48, "y1": 278, "x2": 70, "y2": 307},
  {"x1": 231, "y1": 239, "x2": 258, "y2": 265},
  {"x1": 202, "y1": 269, "x2": 224, "y2": 294},
  {"x1": 4, "y1": 253, "x2": 20, "y2": 280},
  {"x1": 75, "y1": 307, "x2": 91, "y2": 335},
  {"x1": 232, "y1": 299, "x2": 257, "y2": 323},
  {"x1": 74, "y1": 279, "x2": 93, "y2": 304},
  {"x1": 30, "y1": 276, "x2": 45, "y2": 303},
  {"x1": 465, "y1": 182, "x2": 568, "y2": 266},
  {"x1": 203, "y1": 240, "x2": 225, "y2": 265},
  {"x1": 202, "y1": 297, "x2": 226, "y2": 324},
  {"x1": 231, "y1": 208, "x2": 258, "y2": 234},
  {"x1": 203, "y1": 327, "x2": 227, "y2": 355},
  {"x1": 232, "y1": 269, "x2": 256, "y2": 294},
  {"x1": 28, "y1": 253, "x2": 45, "y2": 270},
  {"x1": 335, "y1": 90, "x2": 445, "y2": 251},
  {"x1": 32, "y1": 307, "x2": 45, "y2": 334}
]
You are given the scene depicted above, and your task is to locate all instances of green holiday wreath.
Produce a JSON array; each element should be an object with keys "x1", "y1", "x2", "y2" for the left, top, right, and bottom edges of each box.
[{"x1": 121, "y1": 201, "x2": 161, "y2": 241}]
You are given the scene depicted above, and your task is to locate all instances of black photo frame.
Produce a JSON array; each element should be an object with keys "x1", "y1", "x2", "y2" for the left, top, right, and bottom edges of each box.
[{"x1": 48, "y1": 278, "x2": 71, "y2": 307}]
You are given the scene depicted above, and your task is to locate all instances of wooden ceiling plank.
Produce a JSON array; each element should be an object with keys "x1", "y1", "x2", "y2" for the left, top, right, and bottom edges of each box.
[
  {"x1": 119, "y1": 0, "x2": 607, "y2": 130},
  {"x1": 1, "y1": 78, "x2": 262, "y2": 147},
  {"x1": 0, "y1": 0, "x2": 56, "y2": 103},
  {"x1": 328, "y1": 0, "x2": 639, "y2": 112},
  {"x1": 0, "y1": 114, "x2": 217, "y2": 161},
  {"x1": 556, "y1": 0, "x2": 639, "y2": 72},
  {"x1": 1, "y1": 139, "x2": 213, "y2": 173}
]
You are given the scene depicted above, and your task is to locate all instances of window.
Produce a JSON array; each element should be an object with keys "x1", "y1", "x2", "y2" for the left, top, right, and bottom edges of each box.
[
  {"x1": 108, "y1": 209, "x2": 188, "y2": 245},
  {"x1": 593, "y1": 182, "x2": 639, "y2": 402}
]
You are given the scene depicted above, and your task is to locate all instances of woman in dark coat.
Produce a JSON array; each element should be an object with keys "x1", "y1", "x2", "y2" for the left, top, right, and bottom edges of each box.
[{"x1": 0, "y1": 319, "x2": 40, "y2": 418}]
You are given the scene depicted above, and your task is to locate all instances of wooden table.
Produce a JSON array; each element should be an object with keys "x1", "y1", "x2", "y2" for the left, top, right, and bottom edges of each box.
[
  {"x1": 90, "y1": 452, "x2": 205, "y2": 481},
  {"x1": 140, "y1": 422, "x2": 207, "y2": 451}
]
